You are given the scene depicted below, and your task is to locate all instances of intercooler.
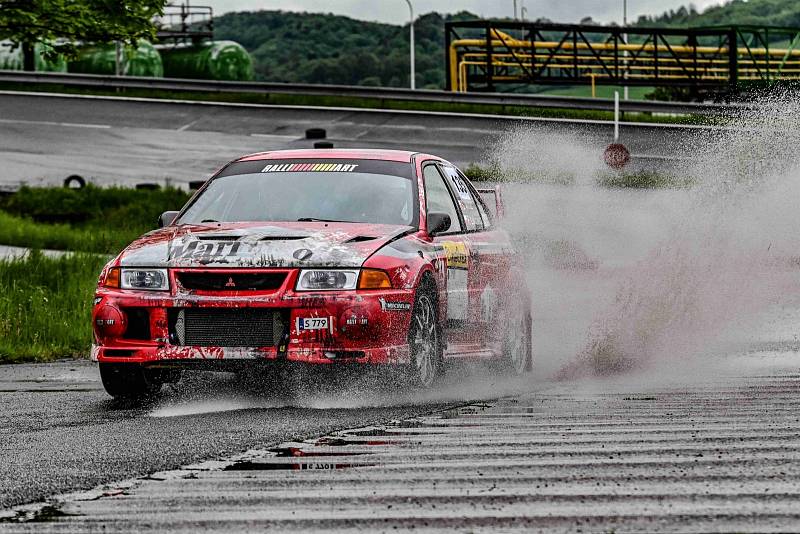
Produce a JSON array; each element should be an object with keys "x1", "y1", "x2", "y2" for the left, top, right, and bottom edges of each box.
[{"x1": 169, "y1": 308, "x2": 287, "y2": 347}]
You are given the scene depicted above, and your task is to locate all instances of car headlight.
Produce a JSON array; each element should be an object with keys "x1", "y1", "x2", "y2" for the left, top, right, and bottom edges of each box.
[
  {"x1": 119, "y1": 268, "x2": 170, "y2": 291},
  {"x1": 296, "y1": 269, "x2": 358, "y2": 291}
]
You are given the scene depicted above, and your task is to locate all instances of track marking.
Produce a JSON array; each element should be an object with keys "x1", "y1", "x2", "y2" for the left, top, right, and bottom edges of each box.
[
  {"x1": 176, "y1": 118, "x2": 201, "y2": 131},
  {"x1": 249, "y1": 133, "x2": 301, "y2": 140},
  {"x1": 0, "y1": 117, "x2": 110, "y2": 129}
]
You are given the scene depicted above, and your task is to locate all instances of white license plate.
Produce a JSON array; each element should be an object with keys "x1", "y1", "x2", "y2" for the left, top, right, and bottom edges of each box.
[{"x1": 297, "y1": 317, "x2": 330, "y2": 331}]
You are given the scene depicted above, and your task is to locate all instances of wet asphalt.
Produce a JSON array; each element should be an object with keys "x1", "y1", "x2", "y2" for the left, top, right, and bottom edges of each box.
[
  {"x1": 0, "y1": 91, "x2": 705, "y2": 188},
  {"x1": 3, "y1": 353, "x2": 800, "y2": 532},
  {"x1": 0, "y1": 361, "x2": 455, "y2": 510}
]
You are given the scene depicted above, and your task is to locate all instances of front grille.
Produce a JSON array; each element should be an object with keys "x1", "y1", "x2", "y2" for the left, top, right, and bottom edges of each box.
[
  {"x1": 177, "y1": 271, "x2": 287, "y2": 291},
  {"x1": 169, "y1": 308, "x2": 287, "y2": 347}
]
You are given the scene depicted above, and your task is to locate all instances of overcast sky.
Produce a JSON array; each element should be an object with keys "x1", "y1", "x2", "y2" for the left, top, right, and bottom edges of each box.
[{"x1": 196, "y1": 1, "x2": 726, "y2": 25}]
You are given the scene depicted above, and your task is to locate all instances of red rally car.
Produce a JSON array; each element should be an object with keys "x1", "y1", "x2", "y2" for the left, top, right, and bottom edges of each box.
[{"x1": 92, "y1": 149, "x2": 533, "y2": 398}]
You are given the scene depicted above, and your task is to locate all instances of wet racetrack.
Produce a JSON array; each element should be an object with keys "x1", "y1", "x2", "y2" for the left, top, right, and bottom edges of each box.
[
  {"x1": 2, "y1": 354, "x2": 800, "y2": 532},
  {"x1": 4, "y1": 91, "x2": 800, "y2": 531}
]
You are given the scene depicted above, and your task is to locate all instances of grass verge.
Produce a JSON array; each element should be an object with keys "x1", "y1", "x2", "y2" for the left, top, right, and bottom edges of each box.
[
  {"x1": 0, "y1": 251, "x2": 106, "y2": 363},
  {"x1": 465, "y1": 163, "x2": 694, "y2": 189},
  {"x1": 0, "y1": 210, "x2": 139, "y2": 254},
  {"x1": 0, "y1": 185, "x2": 190, "y2": 254}
]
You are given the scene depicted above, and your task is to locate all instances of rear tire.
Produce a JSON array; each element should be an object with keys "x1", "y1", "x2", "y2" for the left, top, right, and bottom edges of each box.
[
  {"x1": 406, "y1": 280, "x2": 442, "y2": 388},
  {"x1": 502, "y1": 306, "x2": 533, "y2": 375},
  {"x1": 99, "y1": 363, "x2": 163, "y2": 399}
]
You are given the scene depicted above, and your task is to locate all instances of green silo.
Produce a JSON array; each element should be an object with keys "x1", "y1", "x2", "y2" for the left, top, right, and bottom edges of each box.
[
  {"x1": 159, "y1": 41, "x2": 254, "y2": 81},
  {"x1": 69, "y1": 40, "x2": 163, "y2": 77},
  {"x1": 0, "y1": 41, "x2": 67, "y2": 72}
]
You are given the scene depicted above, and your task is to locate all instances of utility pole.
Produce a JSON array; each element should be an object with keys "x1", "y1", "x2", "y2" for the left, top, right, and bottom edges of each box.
[
  {"x1": 513, "y1": 0, "x2": 518, "y2": 20},
  {"x1": 405, "y1": 0, "x2": 415, "y2": 89}
]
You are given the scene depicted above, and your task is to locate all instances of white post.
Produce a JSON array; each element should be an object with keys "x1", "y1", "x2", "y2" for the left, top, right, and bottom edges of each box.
[
  {"x1": 614, "y1": 90, "x2": 620, "y2": 141},
  {"x1": 405, "y1": 0, "x2": 415, "y2": 90},
  {"x1": 623, "y1": 0, "x2": 629, "y2": 100},
  {"x1": 513, "y1": 0, "x2": 518, "y2": 19}
]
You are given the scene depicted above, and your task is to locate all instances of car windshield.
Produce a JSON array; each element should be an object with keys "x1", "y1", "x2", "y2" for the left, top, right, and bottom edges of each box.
[{"x1": 177, "y1": 159, "x2": 416, "y2": 226}]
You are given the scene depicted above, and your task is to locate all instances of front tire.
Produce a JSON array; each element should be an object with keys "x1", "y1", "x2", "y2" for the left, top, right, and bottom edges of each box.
[
  {"x1": 99, "y1": 363, "x2": 163, "y2": 399},
  {"x1": 407, "y1": 282, "x2": 442, "y2": 388}
]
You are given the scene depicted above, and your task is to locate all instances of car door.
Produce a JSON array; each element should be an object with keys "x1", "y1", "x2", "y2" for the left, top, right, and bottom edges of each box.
[
  {"x1": 456, "y1": 170, "x2": 513, "y2": 348},
  {"x1": 438, "y1": 164, "x2": 500, "y2": 346},
  {"x1": 421, "y1": 163, "x2": 471, "y2": 337}
]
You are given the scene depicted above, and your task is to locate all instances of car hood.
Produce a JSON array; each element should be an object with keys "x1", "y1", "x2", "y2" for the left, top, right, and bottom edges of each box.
[{"x1": 117, "y1": 222, "x2": 414, "y2": 268}]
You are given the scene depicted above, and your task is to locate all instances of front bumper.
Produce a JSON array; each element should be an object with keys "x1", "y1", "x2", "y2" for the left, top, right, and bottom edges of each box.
[{"x1": 92, "y1": 282, "x2": 415, "y2": 366}]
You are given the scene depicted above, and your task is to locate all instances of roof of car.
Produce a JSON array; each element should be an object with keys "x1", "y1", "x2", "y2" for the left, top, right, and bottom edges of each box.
[{"x1": 237, "y1": 149, "x2": 418, "y2": 163}]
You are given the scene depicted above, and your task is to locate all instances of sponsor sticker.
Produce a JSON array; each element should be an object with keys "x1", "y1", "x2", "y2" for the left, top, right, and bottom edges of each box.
[
  {"x1": 379, "y1": 298, "x2": 411, "y2": 312},
  {"x1": 451, "y1": 174, "x2": 473, "y2": 200},
  {"x1": 170, "y1": 241, "x2": 241, "y2": 261},
  {"x1": 441, "y1": 241, "x2": 469, "y2": 269},
  {"x1": 261, "y1": 163, "x2": 359, "y2": 173}
]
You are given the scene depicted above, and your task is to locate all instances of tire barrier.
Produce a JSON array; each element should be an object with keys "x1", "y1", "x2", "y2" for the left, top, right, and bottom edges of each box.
[
  {"x1": 63, "y1": 175, "x2": 86, "y2": 189},
  {"x1": 305, "y1": 128, "x2": 327, "y2": 140},
  {"x1": 135, "y1": 183, "x2": 161, "y2": 191}
]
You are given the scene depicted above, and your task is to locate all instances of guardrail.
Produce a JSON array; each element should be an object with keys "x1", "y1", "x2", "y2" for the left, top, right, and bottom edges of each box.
[{"x1": 0, "y1": 70, "x2": 749, "y2": 116}]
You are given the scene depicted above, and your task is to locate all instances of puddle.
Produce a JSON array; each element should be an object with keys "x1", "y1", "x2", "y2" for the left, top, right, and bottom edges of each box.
[
  {"x1": 269, "y1": 446, "x2": 371, "y2": 458},
  {"x1": 346, "y1": 428, "x2": 442, "y2": 437},
  {"x1": 315, "y1": 437, "x2": 393, "y2": 447},
  {"x1": 0, "y1": 388, "x2": 97, "y2": 393},
  {"x1": 0, "y1": 504, "x2": 74, "y2": 524},
  {"x1": 224, "y1": 460, "x2": 375, "y2": 471}
]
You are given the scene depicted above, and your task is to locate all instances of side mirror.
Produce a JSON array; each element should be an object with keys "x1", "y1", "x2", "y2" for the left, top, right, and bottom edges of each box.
[
  {"x1": 427, "y1": 212, "x2": 451, "y2": 236},
  {"x1": 159, "y1": 211, "x2": 180, "y2": 228}
]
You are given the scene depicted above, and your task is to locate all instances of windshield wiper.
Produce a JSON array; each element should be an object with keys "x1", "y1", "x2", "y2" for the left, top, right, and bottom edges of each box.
[
  {"x1": 297, "y1": 217, "x2": 356, "y2": 223},
  {"x1": 200, "y1": 219, "x2": 219, "y2": 223}
]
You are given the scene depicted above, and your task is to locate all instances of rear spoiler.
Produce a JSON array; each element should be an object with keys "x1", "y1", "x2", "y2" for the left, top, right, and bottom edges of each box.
[{"x1": 476, "y1": 187, "x2": 505, "y2": 219}]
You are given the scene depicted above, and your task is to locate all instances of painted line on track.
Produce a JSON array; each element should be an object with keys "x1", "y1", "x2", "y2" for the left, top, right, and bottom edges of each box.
[
  {"x1": 0, "y1": 89, "x2": 730, "y2": 131},
  {"x1": 0, "y1": 117, "x2": 111, "y2": 129}
]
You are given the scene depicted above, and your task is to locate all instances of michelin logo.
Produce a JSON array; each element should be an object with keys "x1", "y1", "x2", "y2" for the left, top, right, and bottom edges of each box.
[{"x1": 379, "y1": 297, "x2": 411, "y2": 311}]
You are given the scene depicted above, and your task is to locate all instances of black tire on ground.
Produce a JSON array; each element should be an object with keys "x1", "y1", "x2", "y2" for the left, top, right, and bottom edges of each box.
[
  {"x1": 135, "y1": 183, "x2": 160, "y2": 191},
  {"x1": 501, "y1": 306, "x2": 533, "y2": 375},
  {"x1": 99, "y1": 363, "x2": 163, "y2": 399},
  {"x1": 406, "y1": 278, "x2": 442, "y2": 388},
  {"x1": 63, "y1": 174, "x2": 86, "y2": 189},
  {"x1": 305, "y1": 128, "x2": 326, "y2": 139}
]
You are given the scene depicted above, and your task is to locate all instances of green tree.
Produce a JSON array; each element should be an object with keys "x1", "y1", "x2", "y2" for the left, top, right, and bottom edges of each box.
[{"x1": 0, "y1": 0, "x2": 165, "y2": 70}]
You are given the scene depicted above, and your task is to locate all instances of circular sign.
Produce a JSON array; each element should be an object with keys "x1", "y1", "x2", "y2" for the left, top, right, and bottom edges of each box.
[{"x1": 604, "y1": 143, "x2": 631, "y2": 169}]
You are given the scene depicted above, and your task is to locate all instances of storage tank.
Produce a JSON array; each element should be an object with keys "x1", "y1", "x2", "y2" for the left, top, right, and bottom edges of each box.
[
  {"x1": 68, "y1": 40, "x2": 163, "y2": 77},
  {"x1": 159, "y1": 40, "x2": 254, "y2": 81},
  {"x1": 0, "y1": 41, "x2": 67, "y2": 72}
]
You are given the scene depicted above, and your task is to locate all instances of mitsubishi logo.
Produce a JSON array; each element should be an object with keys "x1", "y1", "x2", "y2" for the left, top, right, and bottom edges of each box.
[{"x1": 225, "y1": 277, "x2": 236, "y2": 288}]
